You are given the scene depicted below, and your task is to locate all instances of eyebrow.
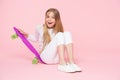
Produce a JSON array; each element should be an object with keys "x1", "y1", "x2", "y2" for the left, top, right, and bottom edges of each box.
[{"x1": 46, "y1": 14, "x2": 55, "y2": 18}]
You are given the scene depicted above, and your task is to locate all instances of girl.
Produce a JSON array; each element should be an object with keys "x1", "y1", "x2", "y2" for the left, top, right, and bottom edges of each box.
[{"x1": 19, "y1": 8, "x2": 81, "y2": 73}]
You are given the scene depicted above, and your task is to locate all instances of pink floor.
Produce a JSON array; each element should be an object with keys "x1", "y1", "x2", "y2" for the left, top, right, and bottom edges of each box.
[{"x1": 1, "y1": 46, "x2": 120, "y2": 80}]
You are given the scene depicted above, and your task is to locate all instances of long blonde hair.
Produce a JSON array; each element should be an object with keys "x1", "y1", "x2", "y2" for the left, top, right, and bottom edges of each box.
[{"x1": 41, "y1": 8, "x2": 64, "y2": 52}]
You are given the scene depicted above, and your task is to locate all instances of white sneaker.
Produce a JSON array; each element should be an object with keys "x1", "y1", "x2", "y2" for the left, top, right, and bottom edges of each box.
[
  {"x1": 67, "y1": 63, "x2": 82, "y2": 72},
  {"x1": 58, "y1": 64, "x2": 76, "y2": 73}
]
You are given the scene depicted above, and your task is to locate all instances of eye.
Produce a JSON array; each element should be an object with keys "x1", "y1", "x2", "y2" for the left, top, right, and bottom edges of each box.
[{"x1": 46, "y1": 15, "x2": 50, "y2": 18}]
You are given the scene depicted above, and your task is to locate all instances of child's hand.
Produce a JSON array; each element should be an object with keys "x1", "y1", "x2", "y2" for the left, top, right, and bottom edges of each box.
[{"x1": 18, "y1": 28, "x2": 28, "y2": 38}]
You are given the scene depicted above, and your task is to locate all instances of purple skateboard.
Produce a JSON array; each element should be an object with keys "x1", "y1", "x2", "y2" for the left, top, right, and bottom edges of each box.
[{"x1": 13, "y1": 27, "x2": 45, "y2": 64}]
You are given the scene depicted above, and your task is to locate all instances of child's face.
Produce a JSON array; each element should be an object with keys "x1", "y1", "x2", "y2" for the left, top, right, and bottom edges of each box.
[{"x1": 45, "y1": 12, "x2": 56, "y2": 28}]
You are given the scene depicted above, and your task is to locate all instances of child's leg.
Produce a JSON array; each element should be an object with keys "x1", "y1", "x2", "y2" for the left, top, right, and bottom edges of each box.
[
  {"x1": 54, "y1": 32, "x2": 77, "y2": 72},
  {"x1": 64, "y1": 31, "x2": 82, "y2": 72},
  {"x1": 57, "y1": 45, "x2": 66, "y2": 65},
  {"x1": 55, "y1": 32, "x2": 66, "y2": 65},
  {"x1": 64, "y1": 31, "x2": 74, "y2": 63},
  {"x1": 40, "y1": 32, "x2": 65, "y2": 64},
  {"x1": 65, "y1": 43, "x2": 74, "y2": 64}
]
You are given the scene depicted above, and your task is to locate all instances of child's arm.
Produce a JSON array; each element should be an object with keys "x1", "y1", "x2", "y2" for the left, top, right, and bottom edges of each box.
[
  {"x1": 27, "y1": 27, "x2": 40, "y2": 42},
  {"x1": 18, "y1": 28, "x2": 28, "y2": 38},
  {"x1": 18, "y1": 26, "x2": 40, "y2": 42}
]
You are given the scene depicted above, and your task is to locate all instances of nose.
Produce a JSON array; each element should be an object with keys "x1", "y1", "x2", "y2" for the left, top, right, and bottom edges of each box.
[{"x1": 48, "y1": 17, "x2": 52, "y2": 21}]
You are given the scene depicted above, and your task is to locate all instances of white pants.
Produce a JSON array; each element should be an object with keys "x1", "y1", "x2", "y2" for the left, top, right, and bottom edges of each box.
[{"x1": 40, "y1": 31, "x2": 73, "y2": 64}]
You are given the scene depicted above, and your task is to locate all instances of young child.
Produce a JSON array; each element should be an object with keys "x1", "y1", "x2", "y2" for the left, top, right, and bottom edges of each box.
[{"x1": 19, "y1": 8, "x2": 81, "y2": 73}]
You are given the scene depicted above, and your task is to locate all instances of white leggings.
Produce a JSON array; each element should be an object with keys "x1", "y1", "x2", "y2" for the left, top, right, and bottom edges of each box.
[{"x1": 40, "y1": 31, "x2": 73, "y2": 64}]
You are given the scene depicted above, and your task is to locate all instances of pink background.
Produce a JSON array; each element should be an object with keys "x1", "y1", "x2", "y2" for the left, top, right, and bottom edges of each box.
[{"x1": 0, "y1": 0, "x2": 120, "y2": 80}]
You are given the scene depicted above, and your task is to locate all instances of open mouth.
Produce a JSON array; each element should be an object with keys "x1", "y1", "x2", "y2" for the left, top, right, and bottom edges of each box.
[
  {"x1": 48, "y1": 22, "x2": 53, "y2": 24},
  {"x1": 47, "y1": 21, "x2": 55, "y2": 27}
]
